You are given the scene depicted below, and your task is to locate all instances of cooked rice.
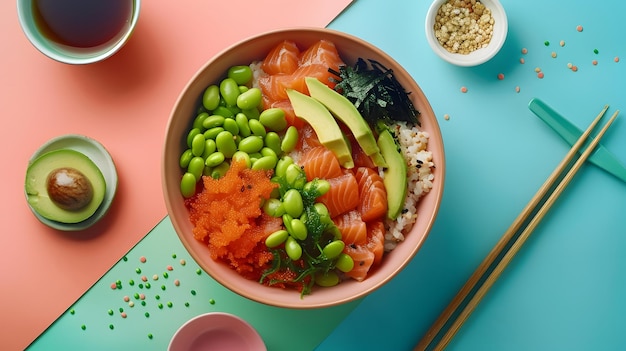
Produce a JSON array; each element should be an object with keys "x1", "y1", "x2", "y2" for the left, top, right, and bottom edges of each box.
[{"x1": 381, "y1": 121, "x2": 434, "y2": 251}]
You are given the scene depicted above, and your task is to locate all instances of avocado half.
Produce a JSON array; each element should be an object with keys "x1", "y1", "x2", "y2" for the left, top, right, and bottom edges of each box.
[{"x1": 25, "y1": 149, "x2": 106, "y2": 224}]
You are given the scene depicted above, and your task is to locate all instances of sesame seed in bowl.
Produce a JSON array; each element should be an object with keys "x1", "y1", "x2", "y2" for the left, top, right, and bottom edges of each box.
[{"x1": 425, "y1": 0, "x2": 508, "y2": 67}]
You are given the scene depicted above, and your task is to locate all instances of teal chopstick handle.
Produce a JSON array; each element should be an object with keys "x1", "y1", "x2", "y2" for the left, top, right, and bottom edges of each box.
[{"x1": 528, "y1": 98, "x2": 626, "y2": 183}]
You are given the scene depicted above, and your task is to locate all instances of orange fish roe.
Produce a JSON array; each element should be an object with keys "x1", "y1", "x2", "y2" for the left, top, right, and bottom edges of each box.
[{"x1": 187, "y1": 159, "x2": 282, "y2": 279}]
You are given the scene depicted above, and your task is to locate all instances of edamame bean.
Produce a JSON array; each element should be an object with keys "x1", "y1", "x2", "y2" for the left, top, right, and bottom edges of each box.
[
  {"x1": 285, "y1": 236, "x2": 302, "y2": 261},
  {"x1": 251, "y1": 155, "x2": 277, "y2": 171},
  {"x1": 322, "y1": 240, "x2": 345, "y2": 259},
  {"x1": 238, "y1": 85, "x2": 249, "y2": 94},
  {"x1": 203, "y1": 165, "x2": 213, "y2": 176},
  {"x1": 236, "y1": 87, "x2": 262, "y2": 110},
  {"x1": 235, "y1": 113, "x2": 251, "y2": 137},
  {"x1": 180, "y1": 172, "x2": 197, "y2": 198},
  {"x1": 202, "y1": 85, "x2": 220, "y2": 111},
  {"x1": 260, "y1": 146, "x2": 277, "y2": 159},
  {"x1": 204, "y1": 127, "x2": 224, "y2": 140},
  {"x1": 187, "y1": 156, "x2": 205, "y2": 180},
  {"x1": 223, "y1": 118, "x2": 239, "y2": 135},
  {"x1": 242, "y1": 107, "x2": 260, "y2": 120},
  {"x1": 289, "y1": 218, "x2": 307, "y2": 241},
  {"x1": 285, "y1": 163, "x2": 306, "y2": 189},
  {"x1": 211, "y1": 161, "x2": 230, "y2": 179},
  {"x1": 227, "y1": 65, "x2": 253, "y2": 85},
  {"x1": 262, "y1": 198, "x2": 285, "y2": 217},
  {"x1": 212, "y1": 106, "x2": 234, "y2": 118},
  {"x1": 219, "y1": 78, "x2": 240, "y2": 107},
  {"x1": 313, "y1": 203, "x2": 333, "y2": 224},
  {"x1": 282, "y1": 214, "x2": 293, "y2": 233},
  {"x1": 191, "y1": 133, "x2": 206, "y2": 157},
  {"x1": 202, "y1": 115, "x2": 225, "y2": 129},
  {"x1": 265, "y1": 229, "x2": 289, "y2": 248},
  {"x1": 259, "y1": 108, "x2": 287, "y2": 132},
  {"x1": 201, "y1": 139, "x2": 217, "y2": 159},
  {"x1": 248, "y1": 119, "x2": 266, "y2": 137},
  {"x1": 282, "y1": 189, "x2": 304, "y2": 218},
  {"x1": 205, "y1": 152, "x2": 225, "y2": 168},
  {"x1": 335, "y1": 253, "x2": 355, "y2": 273},
  {"x1": 215, "y1": 131, "x2": 237, "y2": 158},
  {"x1": 315, "y1": 271, "x2": 339, "y2": 287},
  {"x1": 231, "y1": 151, "x2": 251, "y2": 168},
  {"x1": 237, "y1": 136, "x2": 264, "y2": 154},
  {"x1": 304, "y1": 179, "x2": 331, "y2": 197},
  {"x1": 193, "y1": 112, "x2": 209, "y2": 130},
  {"x1": 187, "y1": 128, "x2": 201, "y2": 148},
  {"x1": 281, "y1": 126, "x2": 299, "y2": 153},
  {"x1": 275, "y1": 156, "x2": 294, "y2": 177},
  {"x1": 264, "y1": 132, "x2": 281, "y2": 156},
  {"x1": 179, "y1": 149, "x2": 193, "y2": 168}
]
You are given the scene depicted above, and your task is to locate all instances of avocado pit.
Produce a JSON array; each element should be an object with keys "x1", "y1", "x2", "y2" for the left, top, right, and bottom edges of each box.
[{"x1": 46, "y1": 167, "x2": 94, "y2": 211}]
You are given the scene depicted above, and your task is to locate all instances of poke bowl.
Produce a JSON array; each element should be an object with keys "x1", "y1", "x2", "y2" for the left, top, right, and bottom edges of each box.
[{"x1": 162, "y1": 27, "x2": 445, "y2": 308}]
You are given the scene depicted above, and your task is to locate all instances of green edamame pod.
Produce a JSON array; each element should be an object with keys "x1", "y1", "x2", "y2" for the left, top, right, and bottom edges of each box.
[
  {"x1": 248, "y1": 119, "x2": 266, "y2": 137},
  {"x1": 202, "y1": 115, "x2": 225, "y2": 129},
  {"x1": 242, "y1": 107, "x2": 260, "y2": 120},
  {"x1": 205, "y1": 152, "x2": 225, "y2": 168},
  {"x1": 193, "y1": 112, "x2": 209, "y2": 131},
  {"x1": 315, "y1": 271, "x2": 340, "y2": 287},
  {"x1": 204, "y1": 127, "x2": 224, "y2": 140},
  {"x1": 285, "y1": 163, "x2": 306, "y2": 189},
  {"x1": 202, "y1": 85, "x2": 220, "y2": 111},
  {"x1": 219, "y1": 78, "x2": 240, "y2": 107},
  {"x1": 180, "y1": 172, "x2": 197, "y2": 198},
  {"x1": 281, "y1": 126, "x2": 299, "y2": 153},
  {"x1": 238, "y1": 85, "x2": 249, "y2": 94},
  {"x1": 211, "y1": 161, "x2": 230, "y2": 179},
  {"x1": 264, "y1": 132, "x2": 281, "y2": 156},
  {"x1": 288, "y1": 218, "x2": 307, "y2": 241},
  {"x1": 201, "y1": 139, "x2": 217, "y2": 159},
  {"x1": 235, "y1": 113, "x2": 251, "y2": 137},
  {"x1": 282, "y1": 189, "x2": 304, "y2": 218},
  {"x1": 187, "y1": 156, "x2": 205, "y2": 180},
  {"x1": 223, "y1": 118, "x2": 239, "y2": 135},
  {"x1": 285, "y1": 236, "x2": 302, "y2": 261},
  {"x1": 238, "y1": 136, "x2": 264, "y2": 154},
  {"x1": 187, "y1": 128, "x2": 201, "y2": 148},
  {"x1": 259, "y1": 107, "x2": 287, "y2": 132},
  {"x1": 282, "y1": 214, "x2": 294, "y2": 233},
  {"x1": 179, "y1": 149, "x2": 193, "y2": 169},
  {"x1": 212, "y1": 106, "x2": 234, "y2": 119},
  {"x1": 191, "y1": 133, "x2": 206, "y2": 157},
  {"x1": 215, "y1": 131, "x2": 237, "y2": 158},
  {"x1": 236, "y1": 87, "x2": 262, "y2": 110},
  {"x1": 262, "y1": 198, "x2": 285, "y2": 217},
  {"x1": 260, "y1": 146, "x2": 277, "y2": 158},
  {"x1": 251, "y1": 155, "x2": 277, "y2": 171},
  {"x1": 227, "y1": 65, "x2": 253, "y2": 85},
  {"x1": 322, "y1": 240, "x2": 345, "y2": 260},
  {"x1": 335, "y1": 253, "x2": 355, "y2": 273},
  {"x1": 265, "y1": 229, "x2": 289, "y2": 248},
  {"x1": 275, "y1": 156, "x2": 294, "y2": 178}
]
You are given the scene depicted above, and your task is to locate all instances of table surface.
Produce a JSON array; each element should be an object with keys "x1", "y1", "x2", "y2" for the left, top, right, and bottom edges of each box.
[{"x1": 4, "y1": 0, "x2": 626, "y2": 350}]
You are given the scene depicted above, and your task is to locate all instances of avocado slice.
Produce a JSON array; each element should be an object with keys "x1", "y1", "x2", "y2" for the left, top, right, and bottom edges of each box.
[
  {"x1": 286, "y1": 89, "x2": 354, "y2": 168},
  {"x1": 305, "y1": 77, "x2": 387, "y2": 167},
  {"x1": 25, "y1": 149, "x2": 106, "y2": 224},
  {"x1": 377, "y1": 129, "x2": 407, "y2": 220}
]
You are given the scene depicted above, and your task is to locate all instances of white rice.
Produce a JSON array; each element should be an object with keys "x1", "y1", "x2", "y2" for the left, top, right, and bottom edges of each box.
[{"x1": 381, "y1": 121, "x2": 434, "y2": 251}]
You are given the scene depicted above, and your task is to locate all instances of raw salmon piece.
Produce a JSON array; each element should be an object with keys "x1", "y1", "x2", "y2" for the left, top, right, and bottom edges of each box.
[
  {"x1": 317, "y1": 173, "x2": 359, "y2": 218},
  {"x1": 366, "y1": 220, "x2": 385, "y2": 265},
  {"x1": 261, "y1": 40, "x2": 300, "y2": 75},
  {"x1": 343, "y1": 243, "x2": 375, "y2": 282},
  {"x1": 350, "y1": 137, "x2": 376, "y2": 169},
  {"x1": 299, "y1": 40, "x2": 344, "y2": 71},
  {"x1": 355, "y1": 167, "x2": 387, "y2": 222},
  {"x1": 299, "y1": 146, "x2": 343, "y2": 181},
  {"x1": 333, "y1": 210, "x2": 367, "y2": 245}
]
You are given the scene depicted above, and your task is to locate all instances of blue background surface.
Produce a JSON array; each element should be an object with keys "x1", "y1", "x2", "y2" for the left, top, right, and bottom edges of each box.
[{"x1": 319, "y1": 0, "x2": 626, "y2": 350}]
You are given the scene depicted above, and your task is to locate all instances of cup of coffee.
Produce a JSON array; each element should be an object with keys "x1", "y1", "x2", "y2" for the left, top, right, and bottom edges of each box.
[{"x1": 17, "y1": 0, "x2": 141, "y2": 65}]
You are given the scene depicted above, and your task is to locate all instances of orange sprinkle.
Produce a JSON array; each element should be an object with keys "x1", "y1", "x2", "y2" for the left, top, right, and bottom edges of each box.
[
  {"x1": 537, "y1": 72, "x2": 545, "y2": 79},
  {"x1": 497, "y1": 73, "x2": 504, "y2": 80},
  {"x1": 615, "y1": 57, "x2": 620, "y2": 63},
  {"x1": 521, "y1": 48, "x2": 528, "y2": 54},
  {"x1": 460, "y1": 86, "x2": 468, "y2": 93},
  {"x1": 519, "y1": 58, "x2": 525, "y2": 64},
  {"x1": 515, "y1": 86, "x2": 520, "y2": 93},
  {"x1": 592, "y1": 60, "x2": 598, "y2": 66},
  {"x1": 571, "y1": 65, "x2": 578, "y2": 72},
  {"x1": 576, "y1": 25, "x2": 583, "y2": 32}
]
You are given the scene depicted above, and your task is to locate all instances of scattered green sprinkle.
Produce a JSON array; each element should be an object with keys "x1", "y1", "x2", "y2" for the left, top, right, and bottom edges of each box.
[
  {"x1": 129, "y1": 279, "x2": 135, "y2": 286},
  {"x1": 145, "y1": 283, "x2": 151, "y2": 289},
  {"x1": 136, "y1": 268, "x2": 142, "y2": 274},
  {"x1": 191, "y1": 290, "x2": 197, "y2": 296},
  {"x1": 185, "y1": 302, "x2": 190, "y2": 307},
  {"x1": 134, "y1": 293, "x2": 140, "y2": 299},
  {"x1": 81, "y1": 325, "x2": 86, "y2": 330},
  {"x1": 167, "y1": 302, "x2": 173, "y2": 308},
  {"x1": 115, "y1": 280, "x2": 122, "y2": 289},
  {"x1": 119, "y1": 307, "x2": 124, "y2": 313},
  {"x1": 145, "y1": 312, "x2": 150, "y2": 318},
  {"x1": 163, "y1": 272, "x2": 169, "y2": 278},
  {"x1": 109, "y1": 324, "x2": 115, "y2": 330},
  {"x1": 544, "y1": 41, "x2": 550, "y2": 46},
  {"x1": 155, "y1": 295, "x2": 161, "y2": 300},
  {"x1": 158, "y1": 303, "x2": 163, "y2": 309},
  {"x1": 108, "y1": 309, "x2": 114, "y2": 316},
  {"x1": 209, "y1": 299, "x2": 216, "y2": 305},
  {"x1": 141, "y1": 301, "x2": 146, "y2": 306},
  {"x1": 122, "y1": 256, "x2": 128, "y2": 262},
  {"x1": 594, "y1": 49, "x2": 599, "y2": 54},
  {"x1": 138, "y1": 283, "x2": 144, "y2": 289},
  {"x1": 148, "y1": 333, "x2": 153, "y2": 340},
  {"x1": 161, "y1": 285, "x2": 166, "y2": 291},
  {"x1": 172, "y1": 253, "x2": 177, "y2": 259},
  {"x1": 196, "y1": 269, "x2": 202, "y2": 275},
  {"x1": 69, "y1": 309, "x2": 75, "y2": 315}
]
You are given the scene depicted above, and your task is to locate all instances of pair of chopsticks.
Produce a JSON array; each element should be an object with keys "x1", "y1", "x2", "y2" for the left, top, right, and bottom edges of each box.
[{"x1": 416, "y1": 105, "x2": 620, "y2": 351}]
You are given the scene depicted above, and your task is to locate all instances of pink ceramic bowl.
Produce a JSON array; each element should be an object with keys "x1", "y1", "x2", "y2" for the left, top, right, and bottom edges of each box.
[{"x1": 162, "y1": 27, "x2": 445, "y2": 308}]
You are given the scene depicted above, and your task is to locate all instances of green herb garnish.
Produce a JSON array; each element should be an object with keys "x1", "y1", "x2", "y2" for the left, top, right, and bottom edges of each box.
[{"x1": 330, "y1": 58, "x2": 420, "y2": 126}]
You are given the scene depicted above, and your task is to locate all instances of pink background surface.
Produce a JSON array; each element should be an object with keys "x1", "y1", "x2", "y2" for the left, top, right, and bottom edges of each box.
[{"x1": 1, "y1": 1, "x2": 351, "y2": 349}]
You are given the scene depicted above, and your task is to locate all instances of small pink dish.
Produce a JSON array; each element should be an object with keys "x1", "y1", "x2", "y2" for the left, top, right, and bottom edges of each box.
[{"x1": 168, "y1": 312, "x2": 266, "y2": 351}]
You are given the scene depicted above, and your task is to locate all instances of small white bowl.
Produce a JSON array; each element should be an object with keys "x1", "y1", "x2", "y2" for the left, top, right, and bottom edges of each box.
[
  {"x1": 425, "y1": 0, "x2": 508, "y2": 66},
  {"x1": 168, "y1": 313, "x2": 266, "y2": 351}
]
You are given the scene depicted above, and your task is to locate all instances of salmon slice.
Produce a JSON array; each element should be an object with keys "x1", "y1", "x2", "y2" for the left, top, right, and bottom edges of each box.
[
  {"x1": 366, "y1": 220, "x2": 385, "y2": 266},
  {"x1": 299, "y1": 146, "x2": 343, "y2": 181},
  {"x1": 342, "y1": 243, "x2": 375, "y2": 282},
  {"x1": 261, "y1": 40, "x2": 300, "y2": 76},
  {"x1": 317, "y1": 172, "x2": 359, "y2": 218},
  {"x1": 333, "y1": 210, "x2": 367, "y2": 245},
  {"x1": 350, "y1": 137, "x2": 376, "y2": 169},
  {"x1": 355, "y1": 167, "x2": 388, "y2": 222},
  {"x1": 299, "y1": 39, "x2": 344, "y2": 72}
]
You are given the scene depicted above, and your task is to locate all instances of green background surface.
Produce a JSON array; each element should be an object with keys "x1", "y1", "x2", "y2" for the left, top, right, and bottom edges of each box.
[{"x1": 29, "y1": 0, "x2": 626, "y2": 350}]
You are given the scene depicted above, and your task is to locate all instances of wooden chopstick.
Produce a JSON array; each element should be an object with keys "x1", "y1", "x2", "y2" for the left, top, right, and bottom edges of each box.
[{"x1": 416, "y1": 106, "x2": 619, "y2": 351}]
